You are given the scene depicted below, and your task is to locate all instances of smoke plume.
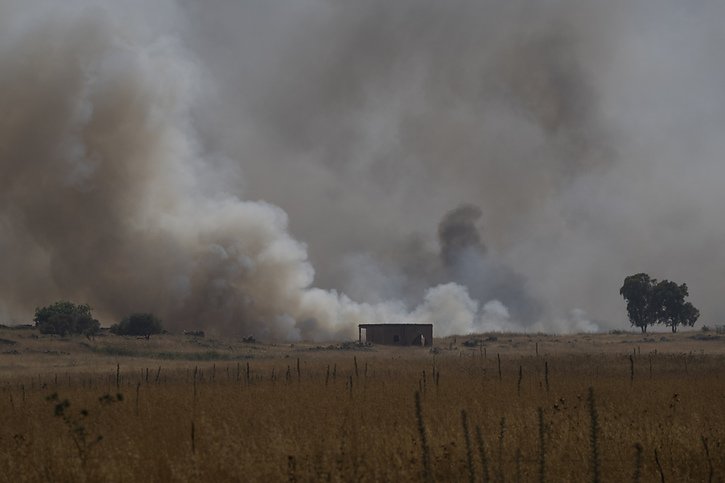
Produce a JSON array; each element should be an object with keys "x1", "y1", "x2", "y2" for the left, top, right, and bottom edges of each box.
[
  {"x1": 2, "y1": 1, "x2": 725, "y2": 338},
  {"x1": 438, "y1": 204, "x2": 486, "y2": 268}
]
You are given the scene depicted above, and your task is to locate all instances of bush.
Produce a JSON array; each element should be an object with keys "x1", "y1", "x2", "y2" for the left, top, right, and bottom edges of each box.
[
  {"x1": 34, "y1": 301, "x2": 100, "y2": 336},
  {"x1": 110, "y1": 313, "x2": 163, "y2": 338}
]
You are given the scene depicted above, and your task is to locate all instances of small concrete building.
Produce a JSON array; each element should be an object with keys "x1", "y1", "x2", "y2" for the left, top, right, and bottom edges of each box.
[{"x1": 358, "y1": 323, "x2": 433, "y2": 347}]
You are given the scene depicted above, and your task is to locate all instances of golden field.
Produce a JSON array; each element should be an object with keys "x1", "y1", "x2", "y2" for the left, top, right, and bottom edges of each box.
[{"x1": 0, "y1": 327, "x2": 724, "y2": 482}]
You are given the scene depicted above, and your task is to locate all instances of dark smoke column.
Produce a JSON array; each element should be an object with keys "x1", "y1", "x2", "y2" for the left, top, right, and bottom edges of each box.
[
  {"x1": 438, "y1": 204, "x2": 486, "y2": 268},
  {"x1": 437, "y1": 204, "x2": 541, "y2": 325}
]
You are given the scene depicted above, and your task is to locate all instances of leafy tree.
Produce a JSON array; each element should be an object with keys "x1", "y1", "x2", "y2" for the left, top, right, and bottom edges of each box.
[
  {"x1": 110, "y1": 313, "x2": 163, "y2": 338},
  {"x1": 620, "y1": 274, "x2": 700, "y2": 333},
  {"x1": 651, "y1": 281, "x2": 699, "y2": 333},
  {"x1": 679, "y1": 302, "x2": 701, "y2": 331},
  {"x1": 34, "y1": 301, "x2": 100, "y2": 336},
  {"x1": 619, "y1": 273, "x2": 657, "y2": 333}
]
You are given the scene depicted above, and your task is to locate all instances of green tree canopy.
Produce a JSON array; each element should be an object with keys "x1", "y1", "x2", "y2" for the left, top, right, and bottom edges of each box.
[
  {"x1": 33, "y1": 301, "x2": 100, "y2": 336},
  {"x1": 110, "y1": 313, "x2": 163, "y2": 338}
]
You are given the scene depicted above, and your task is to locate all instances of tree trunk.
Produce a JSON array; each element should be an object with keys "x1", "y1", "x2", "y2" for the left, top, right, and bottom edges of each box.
[{"x1": 671, "y1": 325, "x2": 677, "y2": 333}]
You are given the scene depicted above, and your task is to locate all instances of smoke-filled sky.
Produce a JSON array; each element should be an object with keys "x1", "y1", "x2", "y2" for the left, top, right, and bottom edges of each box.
[{"x1": 2, "y1": 0, "x2": 725, "y2": 339}]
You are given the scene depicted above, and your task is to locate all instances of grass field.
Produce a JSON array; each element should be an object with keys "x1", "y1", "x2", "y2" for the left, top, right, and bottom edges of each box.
[{"x1": 0, "y1": 327, "x2": 723, "y2": 481}]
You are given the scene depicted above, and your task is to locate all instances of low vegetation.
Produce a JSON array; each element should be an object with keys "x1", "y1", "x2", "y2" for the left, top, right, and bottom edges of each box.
[
  {"x1": 33, "y1": 301, "x2": 100, "y2": 337},
  {"x1": 110, "y1": 313, "x2": 164, "y2": 338}
]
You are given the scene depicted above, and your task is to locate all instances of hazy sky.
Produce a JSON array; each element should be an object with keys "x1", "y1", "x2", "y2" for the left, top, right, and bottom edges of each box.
[{"x1": 1, "y1": 0, "x2": 724, "y2": 338}]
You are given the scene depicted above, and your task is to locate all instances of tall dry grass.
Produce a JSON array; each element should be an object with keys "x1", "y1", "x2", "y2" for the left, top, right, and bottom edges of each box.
[{"x1": 0, "y1": 348, "x2": 723, "y2": 481}]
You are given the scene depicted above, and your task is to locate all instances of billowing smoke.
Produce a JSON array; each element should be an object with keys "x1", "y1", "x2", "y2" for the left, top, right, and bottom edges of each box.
[
  {"x1": 437, "y1": 205, "x2": 541, "y2": 325},
  {"x1": 0, "y1": 2, "x2": 323, "y2": 339},
  {"x1": 438, "y1": 204, "x2": 486, "y2": 268},
  {"x1": 3, "y1": 1, "x2": 725, "y2": 338}
]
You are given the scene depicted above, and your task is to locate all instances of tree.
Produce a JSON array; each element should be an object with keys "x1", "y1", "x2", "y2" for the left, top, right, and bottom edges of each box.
[
  {"x1": 679, "y1": 302, "x2": 700, "y2": 331},
  {"x1": 619, "y1": 273, "x2": 657, "y2": 333},
  {"x1": 34, "y1": 301, "x2": 100, "y2": 336},
  {"x1": 110, "y1": 313, "x2": 163, "y2": 338},
  {"x1": 651, "y1": 281, "x2": 699, "y2": 333},
  {"x1": 620, "y1": 274, "x2": 701, "y2": 333}
]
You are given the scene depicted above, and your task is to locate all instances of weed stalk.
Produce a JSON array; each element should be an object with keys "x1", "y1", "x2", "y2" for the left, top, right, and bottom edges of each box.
[
  {"x1": 588, "y1": 387, "x2": 600, "y2": 483},
  {"x1": 633, "y1": 443, "x2": 643, "y2": 483},
  {"x1": 702, "y1": 435, "x2": 713, "y2": 483},
  {"x1": 654, "y1": 448, "x2": 665, "y2": 483},
  {"x1": 538, "y1": 407, "x2": 546, "y2": 483},
  {"x1": 475, "y1": 424, "x2": 490, "y2": 483},
  {"x1": 497, "y1": 417, "x2": 506, "y2": 483},
  {"x1": 461, "y1": 409, "x2": 475, "y2": 483},
  {"x1": 414, "y1": 391, "x2": 432, "y2": 482}
]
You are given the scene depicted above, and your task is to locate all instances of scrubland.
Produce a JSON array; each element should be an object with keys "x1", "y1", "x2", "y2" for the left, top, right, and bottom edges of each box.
[{"x1": 0, "y1": 328, "x2": 724, "y2": 482}]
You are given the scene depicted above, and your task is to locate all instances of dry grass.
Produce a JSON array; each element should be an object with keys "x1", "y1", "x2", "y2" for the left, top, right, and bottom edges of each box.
[{"x1": 0, "y1": 328, "x2": 724, "y2": 481}]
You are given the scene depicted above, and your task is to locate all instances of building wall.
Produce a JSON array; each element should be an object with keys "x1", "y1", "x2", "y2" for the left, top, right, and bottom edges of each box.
[{"x1": 362, "y1": 324, "x2": 432, "y2": 346}]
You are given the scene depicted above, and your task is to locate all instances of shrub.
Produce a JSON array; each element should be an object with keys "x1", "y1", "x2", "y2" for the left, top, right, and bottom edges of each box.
[
  {"x1": 34, "y1": 301, "x2": 100, "y2": 336},
  {"x1": 111, "y1": 313, "x2": 163, "y2": 338}
]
